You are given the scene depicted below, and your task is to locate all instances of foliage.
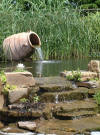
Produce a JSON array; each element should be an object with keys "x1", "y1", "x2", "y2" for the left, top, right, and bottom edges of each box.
[
  {"x1": 67, "y1": 69, "x2": 82, "y2": 82},
  {"x1": 14, "y1": 68, "x2": 27, "y2": 72},
  {"x1": 94, "y1": 91, "x2": 100, "y2": 105},
  {"x1": 2, "y1": 83, "x2": 17, "y2": 95},
  {"x1": 33, "y1": 94, "x2": 40, "y2": 103},
  {"x1": 0, "y1": 0, "x2": 100, "y2": 59},
  {"x1": 0, "y1": 71, "x2": 6, "y2": 84},
  {"x1": 20, "y1": 98, "x2": 28, "y2": 103}
]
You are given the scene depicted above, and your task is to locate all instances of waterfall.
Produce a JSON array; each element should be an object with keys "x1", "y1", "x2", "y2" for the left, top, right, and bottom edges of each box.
[
  {"x1": 55, "y1": 94, "x2": 59, "y2": 104},
  {"x1": 35, "y1": 47, "x2": 43, "y2": 60}
]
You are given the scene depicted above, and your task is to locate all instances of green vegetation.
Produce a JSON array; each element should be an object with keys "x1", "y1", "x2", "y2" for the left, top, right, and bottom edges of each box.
[
  {"x1": 0, "y1": 71, "x2": 6, "y2": 84},
  {"x1": 33, "y1": 94, "x2": 40, "y2": 103},
  {"x1": 2, "y1": 83, "x2": 17, "y2": 94},
  {"x1": 67, "y1": 69, "x2": 82, "y2": 82},
  {"x1": 20, "y1": 98, "x2": 28, "y2": 103},
  {"x1": 0, "y1": 0, "x2": 100, "y2": 59},
  {"x1": 0, "y1": 70, "x2": 17, "y2": 94},
  {"x1": 14, "y1": 68, "x2": 27, "y2": 72},
  {"x1": 94, "y1": 91, "x2": 100, "y2": 105}
]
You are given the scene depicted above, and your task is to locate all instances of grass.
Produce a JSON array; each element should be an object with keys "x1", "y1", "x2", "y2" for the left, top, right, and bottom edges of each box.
[{"x1": 0, "y1": 0, "x2": 100, "y2": 60}]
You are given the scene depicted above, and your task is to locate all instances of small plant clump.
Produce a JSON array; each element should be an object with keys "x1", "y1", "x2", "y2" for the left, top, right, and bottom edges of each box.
[
  {"x1": 20, "y1": 98, "x2": 28, "y2": 103},
  {"x1": 0, "y1": 71, "x2": 7, "y2": 84},
  {"x1": 67, "y1": 69, "x2": 82, "y2": 82},
  {"x1": 0, "y1": 70, "x2": 17, "y2": 94},
  {"x1": 2, "y1": 84, "x2": 17, "y2": 95},
  {"x1": 33, "y1": 94, "x2": 40, "y2": 103},
  {"x1": 94, "y1": 91, "x2": 100, "y2": 105},
  {"x1": 14, "y1": 68, "x2": 27, "y2": 72}
]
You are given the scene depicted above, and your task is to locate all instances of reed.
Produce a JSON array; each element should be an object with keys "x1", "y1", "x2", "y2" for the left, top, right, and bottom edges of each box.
[{"x1": 0, "y1": 0, "x2": 100, "y2": 60}]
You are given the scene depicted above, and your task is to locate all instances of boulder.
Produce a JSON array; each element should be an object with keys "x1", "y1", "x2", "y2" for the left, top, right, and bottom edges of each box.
[
  {"x1": 18, "y1": 121, "x2": 36, "y2": 131},
  {"x1": 5, "y1": 72, "x2": 35, "y2": 88},
  {"x1": 8, "y1": 88, "x2": 29, "y2": 104},
  {"x1": 88, "y1": 60, "x2": 100, "y2": 73},
  {"x1": 0, "y1": 121, "x2": 4, "y2": 129}
]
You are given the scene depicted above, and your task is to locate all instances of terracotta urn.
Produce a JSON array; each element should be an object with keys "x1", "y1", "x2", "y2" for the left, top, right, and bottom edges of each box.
[{"x1": 3, "y1": 31, "x2": 41, "y2": 60}]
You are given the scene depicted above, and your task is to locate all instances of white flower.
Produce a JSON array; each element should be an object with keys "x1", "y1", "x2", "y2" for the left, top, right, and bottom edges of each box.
[{"x1": 17, "y1": 63, "x2": 25, "y2": 69}]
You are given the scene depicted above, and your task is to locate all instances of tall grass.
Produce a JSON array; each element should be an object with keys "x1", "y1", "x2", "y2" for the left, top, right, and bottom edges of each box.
[{"x1": 0, "y1": 0, "x2": 100, "y2": 60}]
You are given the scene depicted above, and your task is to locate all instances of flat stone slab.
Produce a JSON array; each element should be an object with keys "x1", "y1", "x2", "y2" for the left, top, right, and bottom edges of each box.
[
  {"x1": 35, "y1": 76, "x2": 71, "y2": 85},
  {"x1": 18, "y1": 121, "x2": 36, "y2": 131},
  {"x1": 40, "y1": 83, "x2": 74, "y2": 92},
  {"x1": 5, "y1": 72, "x2": 35, "y2": 88}
]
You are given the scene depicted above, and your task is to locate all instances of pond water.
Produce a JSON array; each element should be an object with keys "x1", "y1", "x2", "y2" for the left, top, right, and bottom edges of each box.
[{"x1": 0, "y1": 58, "x2": 98, "y2": 77}]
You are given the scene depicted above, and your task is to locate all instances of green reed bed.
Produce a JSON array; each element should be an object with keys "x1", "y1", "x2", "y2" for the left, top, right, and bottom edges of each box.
[{"x1": 0, "y1": 0, "x2": 100, "y2": 60}]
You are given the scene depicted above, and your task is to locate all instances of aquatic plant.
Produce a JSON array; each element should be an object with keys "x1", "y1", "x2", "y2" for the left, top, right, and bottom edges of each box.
[{"x1": 67, "y1": 69, "x2": 82, "y2": 82}]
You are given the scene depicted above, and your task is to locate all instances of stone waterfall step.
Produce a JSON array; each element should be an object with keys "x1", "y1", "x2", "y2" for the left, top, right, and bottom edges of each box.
[
  {"x1": 52, "y1": 99, "x2": 97, "y2": 119},
  {"x1": 40, "y1": 87, "x2": 98, "y2": 102}
]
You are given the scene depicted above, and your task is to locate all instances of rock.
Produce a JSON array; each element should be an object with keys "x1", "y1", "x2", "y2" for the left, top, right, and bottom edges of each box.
[
  {"x1": 0, "y1": 108, "x2": 42, "y2": 122},
  {"x1": 0, "y1": 95, "x2": 4, "y2": 109},
  {"x1": 5, "y1": 72, "x2": 35, "y2": 88},
  {"x1": 0, "y1": 79, "x2": 3, "y2": 94},
  {"x1": 36, "y1": 116, "x2": 100, "y2": 134},
  {"x1": 40, "y1": 88, "x2": 89, "y2": 102},
  {"x1": 18, "y1": 121, "x2": 36, "y2": 131},
  {"x1": 8, "y1": 88, "x2": 30, "y2": 104},
  {"x1": 76, "y1": 81, "x2": 100, "y2": 89},
  {"x1": 0, "y1": 121, "x2": 4, "y2": 129},
  {"x1": 60, "y1": 71, "x2": 98, "y2": 79},
  {"x1": 34, "y1": 76, "x2": 69, "y2": 86},
  {"x1": 1, "y1": 124, "x2": 27, "y2": 133},
  {"x1": 40, "y1": 83, "x2": 74, "y2": 93},
  {"x1": 52, "y1": 99, "x2": 97, "y2": 119},
  {"x1": 88, "y1": 60, "x2": 100, "y2": 73}
]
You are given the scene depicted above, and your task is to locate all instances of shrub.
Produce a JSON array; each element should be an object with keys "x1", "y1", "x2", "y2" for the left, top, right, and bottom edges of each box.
[{"x1": 66, "y1": 69, "x2": 82, "y2": 82}]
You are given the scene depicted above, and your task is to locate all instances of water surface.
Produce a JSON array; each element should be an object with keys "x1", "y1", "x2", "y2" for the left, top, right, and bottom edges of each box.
[{"x1": 0, "y1": 58, "x2": 98, "y2": 77}]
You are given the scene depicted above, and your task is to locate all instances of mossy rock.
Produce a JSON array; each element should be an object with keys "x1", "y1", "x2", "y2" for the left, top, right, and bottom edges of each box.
[{"x1": 80, "y1": 3, "x2": 98, "y2": 9}]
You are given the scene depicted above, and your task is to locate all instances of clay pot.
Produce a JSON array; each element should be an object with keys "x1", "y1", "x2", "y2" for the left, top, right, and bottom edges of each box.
[{"x1": 3, "y1": 31, "x2": 41, "y2": 60}]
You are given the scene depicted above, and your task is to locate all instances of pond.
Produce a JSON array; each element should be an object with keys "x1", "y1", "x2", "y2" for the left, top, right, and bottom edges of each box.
[{"x1": 0, "y1": 58, "x2": 97, "y2": 77}]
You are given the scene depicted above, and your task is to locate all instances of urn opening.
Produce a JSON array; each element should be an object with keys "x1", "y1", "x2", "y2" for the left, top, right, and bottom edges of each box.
[{"x1": 29, "y1": 33, "x2": 41, "y2": 47}]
